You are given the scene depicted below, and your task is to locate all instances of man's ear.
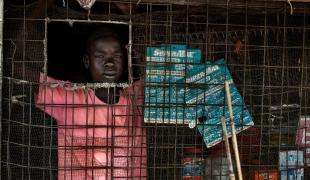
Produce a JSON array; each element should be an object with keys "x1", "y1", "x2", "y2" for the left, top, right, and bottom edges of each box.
[{"x1": 83, "y1": 54, "x2": 90, "y2": 69}]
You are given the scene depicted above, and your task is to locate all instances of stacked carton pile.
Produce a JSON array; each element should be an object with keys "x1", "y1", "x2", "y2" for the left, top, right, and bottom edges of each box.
[{"x1": 144, "y1": 44, "x2": 254, "y2": 147}]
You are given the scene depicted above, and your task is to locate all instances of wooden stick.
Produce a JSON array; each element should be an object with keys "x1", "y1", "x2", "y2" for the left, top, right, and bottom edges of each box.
[
  {"x1": 224, "y1": 81, "x2": 243, "y2": 180},
  {"x1": 220, "y1": 116, "x2": 235, "y2": 180}
]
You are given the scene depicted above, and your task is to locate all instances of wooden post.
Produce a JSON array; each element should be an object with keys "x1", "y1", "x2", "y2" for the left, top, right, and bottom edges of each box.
[
  {"x1": 220, "y1": 116, "x2": 236, "y2": 180},
  {"x1": 224, "y1": 81, "x2": 243, "y2": 180}
]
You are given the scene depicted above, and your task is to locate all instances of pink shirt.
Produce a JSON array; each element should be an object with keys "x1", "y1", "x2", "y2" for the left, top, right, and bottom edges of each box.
[{"x1": 35, "y1": 74, "x2": 147, "y2": 180}]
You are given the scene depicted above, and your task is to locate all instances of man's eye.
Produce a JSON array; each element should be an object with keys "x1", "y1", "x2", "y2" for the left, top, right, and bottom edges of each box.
[
  {"x1": 114, "y1": 55, "x2": 121, "y2": 59},
  {"x1": 96, "y1": 55, "x2": 104, "y2": 59}
]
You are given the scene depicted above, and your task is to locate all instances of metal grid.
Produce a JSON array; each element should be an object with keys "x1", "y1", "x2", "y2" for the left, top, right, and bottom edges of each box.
[{"x1": 1, "y1": 0, "x2": 310, "y2": 179}]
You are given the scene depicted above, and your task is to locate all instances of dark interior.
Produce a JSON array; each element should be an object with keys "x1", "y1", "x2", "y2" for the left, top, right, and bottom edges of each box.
[{"x1": 47, "y1": 22, "x2": 129, "y2": 83}]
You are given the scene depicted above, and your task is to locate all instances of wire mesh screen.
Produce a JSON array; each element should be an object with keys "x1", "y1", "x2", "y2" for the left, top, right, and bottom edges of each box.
[{"x1": 2, "y1": 0, "x2": 310, "y2": 179}]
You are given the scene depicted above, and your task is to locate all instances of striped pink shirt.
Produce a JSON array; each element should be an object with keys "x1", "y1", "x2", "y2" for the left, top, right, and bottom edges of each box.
[{"x1": 36, "y1": 74, "x2": 147, "y2": 180}]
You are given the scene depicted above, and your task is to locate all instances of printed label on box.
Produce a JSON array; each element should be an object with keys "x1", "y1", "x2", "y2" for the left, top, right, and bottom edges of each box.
[{"x1": 146, "y1": 44, "x2": 201, "y2": 63}]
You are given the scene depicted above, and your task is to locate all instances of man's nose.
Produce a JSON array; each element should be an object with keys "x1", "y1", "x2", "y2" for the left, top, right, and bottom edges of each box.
[{"x1": 104, "y1": 61, "x2": 115, "y2": 68}]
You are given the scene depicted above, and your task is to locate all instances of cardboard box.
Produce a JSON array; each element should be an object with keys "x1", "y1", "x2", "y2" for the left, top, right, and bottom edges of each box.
[
  {"x1": 205, "y1": 156, "x2": 231, "y2": 180},
  {"x1": 280, "y1": 169, "x2": 304, "y2": 180},
  {"x1": 279, "y1": 151, "x2": 304, "y2": 170},
  {"x1": 144, "y1": 44, "x2": 201, "y2": 124},
  {"x1": 209, "y1": 127, "x2": 260, "y2": 160},
  {"x1": 144, "y1": 105, "x2": 203, "y2": 124},
  {"x1": 190, "y1": 59, "x2": 253, "y2": 147},
  {"x1": 254, "y1": 169, "x2": 278, "y2": 180},
  {"x1": 296, "y1": 116, "x2": 310, "y2": 166},
  {"x1": 296, "y1": 116, "x2": 310, "y2": 147}
]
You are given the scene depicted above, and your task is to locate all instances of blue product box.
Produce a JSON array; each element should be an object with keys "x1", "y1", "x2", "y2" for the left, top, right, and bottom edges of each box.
[
  {"x1": 182, "y1": 159, "x2": 204, "y2": 177},
  {"x1": 144, "y1": 105, "x2": 203, "y2": 124},
  {"x1": 144, "y1": 85, "x2": 185, "y2": 104},
  {"x1": 279, "y1": 151, "x2": 304, "y2": 170},
  {"x1": 184, "y1": 59, "x2": 254, "y2": 147},
  {"x1": 145, "y1": 63, "x2": 186, "y2": 83},
  {"x1": 280, "y1": 169, "x2": 304, "y2": 180},
  {"x1": 144, "y1": 44, "x2": 202, "y2": 123}
]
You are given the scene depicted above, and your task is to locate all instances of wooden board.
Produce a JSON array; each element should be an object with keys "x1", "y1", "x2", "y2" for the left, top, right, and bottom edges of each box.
[
  {"x1": 95, "y1": 0, "x2": 310, "y2": 5},
  {"x1": 93, "y1": 0, "x2": 310, "y2": 14}
]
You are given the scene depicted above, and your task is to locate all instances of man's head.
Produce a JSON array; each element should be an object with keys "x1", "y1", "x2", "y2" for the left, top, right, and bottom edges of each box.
[{"x1": 83, "y1": 28, "x2": 125, "y2": 83}]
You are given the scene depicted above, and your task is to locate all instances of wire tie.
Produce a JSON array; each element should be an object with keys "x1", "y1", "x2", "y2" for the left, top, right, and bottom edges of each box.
[{"x1": 287, "y1": 0, "x2": 293, "y2": 15}]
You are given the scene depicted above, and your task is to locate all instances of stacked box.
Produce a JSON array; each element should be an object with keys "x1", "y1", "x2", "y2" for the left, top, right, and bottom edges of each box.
[
  {"x1": 144, "y1": 44, "x2": 201, "y2": 123},
  {"x1": 254, "y1": 169, "x2": 278, "y2": 180},
  {"x1": 144, "y1": 85, "x2": 185, "y2": 104},
  {"x1": 280, "y1": 169, "x2": 304, "y2": 180},
  {"x1": 208, "y1": 127, "x2": 260, "y2": 159},
  {"x1": 183, "y1": 59, "x2": 253, "y2": 147},
  {"x1": 253, "y1": 169, "x2": 278, "y2": 180},
  {"x1": 205, "y1": 156, "x2": 232, "y2": 180},
  {"x1": 144, "y1": 105, "x2": 203, "y2": 124},
  {"x1": 279, "y1": 151, "x2": 304, "y2": 180},
  {"x1": 295, "y1": 116, "x2": 310, "y2": 147},
  {"x1": 296, "y1": 115, "x2": 310, "y2": 166}
]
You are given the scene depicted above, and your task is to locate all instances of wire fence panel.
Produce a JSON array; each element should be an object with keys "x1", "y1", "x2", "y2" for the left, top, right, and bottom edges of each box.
[{"x1": 1, "y1": 0, "x2": 310, "y2": 179}]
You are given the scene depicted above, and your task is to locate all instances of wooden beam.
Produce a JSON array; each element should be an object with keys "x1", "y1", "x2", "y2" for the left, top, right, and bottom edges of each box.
[
  {"x1": 290, "y1": 0, "x2": 310, "y2": 2},
  {"x1": 127, "y1": 0, "x2": 310, "y2": 5}
]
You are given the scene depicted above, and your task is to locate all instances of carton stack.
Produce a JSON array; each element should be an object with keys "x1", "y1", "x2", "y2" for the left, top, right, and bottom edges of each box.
[
  {"x1": 144, "y1": 44, "x2": 201, "y2": 124},
  {"x1": 279, "y1": 150, "x2": 304, "y2": 180},
  {"x1": 296, "y1": 115, "x2": 310, "y2": 166},
  {"x1": 144, "y1": 44, "x2": 254, "y2": 148}
]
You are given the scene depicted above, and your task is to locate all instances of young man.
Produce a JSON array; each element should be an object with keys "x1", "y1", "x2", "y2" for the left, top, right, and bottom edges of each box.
[{"x1": 36, "y1": 28, "x2": 147, "y2": 179}]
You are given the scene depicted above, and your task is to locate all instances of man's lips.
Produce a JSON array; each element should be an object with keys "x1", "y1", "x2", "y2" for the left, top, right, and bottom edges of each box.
[
  {"x1": 103, "y1": 67, "x2": 117, "y2": 73},
  {"x1": 102, "y1": 71, "x2": 117, "y2": 77}
]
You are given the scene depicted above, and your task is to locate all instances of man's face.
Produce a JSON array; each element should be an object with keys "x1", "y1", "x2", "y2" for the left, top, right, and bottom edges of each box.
[{"x1": 85, "y1": 37, "x2": 124, "y2": 83}]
